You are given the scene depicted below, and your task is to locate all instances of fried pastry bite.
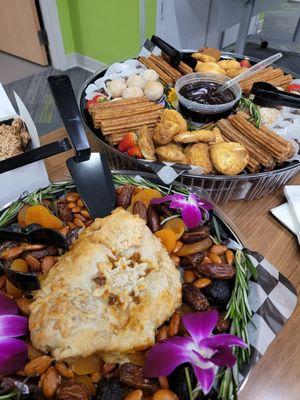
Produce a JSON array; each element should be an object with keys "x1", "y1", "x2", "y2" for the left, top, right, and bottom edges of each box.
[
  {"x1": 218, "y1": 59, "x2": 241, "y2": 70},
  {"x1": 210, "y1": 142, "x2": 249, "y2": 175},
  {"x1": 163, "y1": 109, "x2": 187, "y2": 133},
  {"x1": 198, "y1": 47, "x2": 221, "y2": 62},
  {"x1": 174, "y1": 127, "x2": 223, "y2": 144},
  {"x1": 138, "y1": 125, "x2": 156, "y2": 160},
  {"x1": 184, "y1": 143, "x2": 213, "y2": 173},
  {"x1": 156, "y1": 143, "x2": 188, "y2": 164},
  {"x1": 191, "y1": 53, "x2": 216, "y2": 63},
  {"x1": 153, "y1": 120, "x2": 179, "y2": 145},
  {"x1": 195, "y1": 61, "x2": 226, "y2": 75}
]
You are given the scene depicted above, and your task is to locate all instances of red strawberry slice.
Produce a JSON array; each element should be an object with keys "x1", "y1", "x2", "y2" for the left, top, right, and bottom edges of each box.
[
  {"x1": 287, "y1": 84, "x2": 300, "y2": 92},
  {"x1": 240, "y1": 59, "x2": 251, "y2": 68},
  {"x1": 127, "y1": 146, "x2": 143, "y2": 158},
  {"x1": 118, "y1": 132, "x2": 137, "y2": 153}
]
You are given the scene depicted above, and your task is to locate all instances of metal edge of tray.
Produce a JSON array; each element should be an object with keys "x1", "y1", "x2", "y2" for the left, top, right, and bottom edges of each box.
[{"x1": 78, "y1": 52, "x2": 300, "y2": 181}]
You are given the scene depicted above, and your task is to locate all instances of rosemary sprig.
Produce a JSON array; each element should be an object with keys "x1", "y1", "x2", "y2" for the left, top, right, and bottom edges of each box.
[
  {"x1": 218, "y1": 250, "x2": 257, "y2": 400},
  {"x1": 0, "y1": 181, "x2": 75, "y2": 228},
  {"x1": 237, "y1": 97, "x2": 261, "y2": 128}
]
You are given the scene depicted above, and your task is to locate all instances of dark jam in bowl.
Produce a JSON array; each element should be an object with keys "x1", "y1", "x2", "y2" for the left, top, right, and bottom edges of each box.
[{"x1": 179, "y1": 81, "x2": 235, "y2": 105}]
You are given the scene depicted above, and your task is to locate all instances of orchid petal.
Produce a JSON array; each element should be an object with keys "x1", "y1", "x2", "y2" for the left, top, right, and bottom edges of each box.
[
  {"x1": 188, "y1": 193, "x2": 200, "y2": 206},
  {"x1": 210, "y1": 346, "x2": 237, "y2": 368},
  {"x1": 0, "y1": 337, "x2": 27, "y2": 374},
  {"x1": 0, "y1": 315, "x2": 28, "y2": 338},
  {"x1": 0, "y1": 293, "x2": 18, "y2": 316},
  {"x1": 169, "y1": 194, "x2": 188, "y2": 209},
  {"x1": 198, "y1": 199, "x2": 213, "y2": 210},
  {"x1": 200, "y1": 334, "x2": 247, "y2": 351},
  {"x1": 181, "y1": 204, "x2": 202, "y2": 229},
  {"x1": 192, "y1": 365, "x2": 216, "y2": 395},
  {"x1": 151, "y1": 195, "x2": 176, "y2": 205},
  {"x1": 144, "y1": 337, "x2": 194, "y2": 378},
  {"x1": 182, "y1": 310, "x2": 218, "y2": 345}
]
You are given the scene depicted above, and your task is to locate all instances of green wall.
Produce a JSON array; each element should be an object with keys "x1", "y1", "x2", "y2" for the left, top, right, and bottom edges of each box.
[{"x1": 56, "y1": 0, "x2": 157, "y2": 64}]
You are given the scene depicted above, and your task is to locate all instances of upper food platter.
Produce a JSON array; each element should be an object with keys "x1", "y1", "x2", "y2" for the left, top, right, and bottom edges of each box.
[{"x1": 78, "y1": 47, "x2": 300, "y2": 203}]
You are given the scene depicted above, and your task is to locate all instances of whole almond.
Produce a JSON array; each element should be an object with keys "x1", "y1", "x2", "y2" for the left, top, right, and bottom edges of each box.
[
  {"x1": 81, "y1": 210, "x2": 91, "y2": 219},
  {"x1": 0, "y1": 275, "x2": 6, "y2": 288},
  {"x1": 156, "y1": 325, "x2": 168, "y2": 342},
  {"x1": 24, "y1": 254, "x2": 41, "y2": 270},
  {"x1": 73, "y1": 218, "x2": 85, "y2": 228},
  {"x1": 55, "y1": 361, "x2": 74, "y2": 378},
  {"x1": 210, "y1": 244, "x2": 227, "y2": 255},
  {"x1": 41, "y1": 366, "x2": 61, "y2": 398},
  {"x1": 27, "y1": 343, "x2": 44, "y2": 360},
  {"x1": 67, "y1": 201, "x2": 76, "y2": 209},
  {"x1": 66, "y1": 192, "x2": 80, "y2": 202},
  {"x1": 77, "y1": 198, "x2": 84, "y2": 208},
  {"x1": 41, "y1": 256, "x2": 55, "y2": 273},
  {"x1": 207, "y1": 252, "x2": 222, "y2": 264},
  {"x1": 73, "y1": 213, "x2": 87, "y2": 222},
  {"x1": 16, "y1": 297, "x2": 31, "y2": 314},
  {"x1": 24, "y1": 355, "x2": 52, "y2": 376},
  {"x1": 124, "y1": 390, "x2": 143, "y2": 400},
  {"x1": 167, "y1": 312, "x2": 180, "y2": 337},
  {"x1": 183, "y1": 270, "x2": 196, "y2": 283},
  {"x1": 71, "y1": 206, "x2": 81, "y2": 213}
]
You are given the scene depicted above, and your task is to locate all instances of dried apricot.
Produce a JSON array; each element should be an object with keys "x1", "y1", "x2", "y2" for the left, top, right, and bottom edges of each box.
[
  {"x1": 176, "y1": 237, "x2": 213, "y2": 256},
  {"x1": 25, "y1": 205, "x2": 63, "y2": 229},
  {"x1": 226, "y1": 250, "x2": 234, "y2": 265},
  {"x1": 10, "y1": 258, "x2": 28, "y2": 272},
  {"x1": 164, "y1": 218, "x2": 186, "y2": 240},
  {"x1": 154, "y1": 229, "x2": 177, "y2": 253},
  {"x1": 131, "y1": 188, "x2": 162, "y2": 207},
  {"x1": 17, "y1": 204, "x2": 30, "y2": 228}
]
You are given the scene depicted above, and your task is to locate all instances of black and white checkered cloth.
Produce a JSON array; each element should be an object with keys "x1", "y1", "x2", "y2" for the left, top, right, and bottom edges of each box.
[{"x1": 238, "y1": 249, "x2": 297, "y2": 385}]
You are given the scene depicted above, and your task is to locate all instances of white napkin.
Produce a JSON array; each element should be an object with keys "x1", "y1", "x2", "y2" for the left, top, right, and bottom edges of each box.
[{"x1": 270, "y1": 186, "x2": 300, "y2": 244}]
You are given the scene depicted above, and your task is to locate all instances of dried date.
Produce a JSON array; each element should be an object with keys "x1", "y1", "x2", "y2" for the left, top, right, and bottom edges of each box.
[
  {"x1": 57, "y1": 381, "x2": 90, "y2": 400},
  {"x1": 119, "y1": 363, "x2": 159, "y2": 394},
  {"x1": 182, "y1": 284, "x2": 209, "y2": 311},
  {"x1": 28, "y1": 246, "x2": 58, "y2": 260},
  {"x1": 195, "y1": 263, "x2": 235, "y2": 279},
  {"x1": 181, "y1": 226, "x2": 210, "y2": 244},
  {"x1": 147, "y1": 205, "x2": 160, "y2": 233},
  {"x1": 180, "y1": 252, "x2": 204, "y2": 269},
  {"x1": 117, "y1": 185, "x2": 135, "y2": 208},
  {"x1": 133, "y1": 201, "x2": 147, "y2": 221},
  {"x1": 56, "y1": 200, "x2": 73, "y2": 222}
]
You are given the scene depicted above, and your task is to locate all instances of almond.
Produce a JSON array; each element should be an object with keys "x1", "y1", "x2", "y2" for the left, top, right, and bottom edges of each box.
[
  {"x1": 152, "y1": 389, "x2": 178, "y2": 400},
  {"x1": 183, "y1": 270, "x2": 196, "y2": 283},
  {"x1": 73, "y1": 218, "x2": 85, "y2": 228},
  {"x1": 16, "y1": 297, "x2": 31, "y2": 314},
  {"x1": 226, "y1": 249, "x2": 234, "y2": 265},
  {"x1": 27, "y1": 343, "x2": 44, "y2": 360},
  {"x1": 24, "y1": 355, "x2": 53, "y2": 376},
  {"x1": 90, "y1": 370, "x2": 102, "y2": 383},
  {"x1": 156, "y1": 325, "x2": 168, "y2": 342},
  {"x1": 167, "y1": 312, "x2": 180, "y2": 337},
  {"x1": 24, "y1": 254, "x2": 41, "y2": 270},
  {"x1": 208, "y1": 252, "x2": 222, "y2": 264},
  {"x1": 41, "y1": 256, "x2": 55, "y2": 273},
  {"x1": 0, "y1": 274, "x2": 6, "y2": 288},
  {"x1": 124, "y1": 390, "x2": 143, "y2": 400},
  {"x1": 55, "y1": 361, "x2": 74, "y2": 378},
  {"x1": 210, "y1": 244, "x2": 227, "y2": 255},
  {"x1": 40, "y1": 366, "x2": 61, "y2": 398}
]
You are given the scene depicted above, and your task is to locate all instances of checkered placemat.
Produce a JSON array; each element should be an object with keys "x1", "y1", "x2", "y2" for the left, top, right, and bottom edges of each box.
[{"x1": 238, "y1": 249, "x2": 297, "y2": 386}]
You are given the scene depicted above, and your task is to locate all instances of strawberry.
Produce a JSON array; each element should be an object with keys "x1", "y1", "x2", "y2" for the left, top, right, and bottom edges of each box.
[
  {"x1": 118, "y1": 132, "x2": 137, "y2": 152},
  {"x1": 127, "y1": 146, "x2": 143, "y2": 158},
  {"x1": 85, "y1": 94, "x2": 102, "y2": 109},
  {"x1": 287, "y1": 84, "x2": 300, "y2": 93},
  {"x1": 240, "y1": 59, "x2": 251, "y2": 68}
]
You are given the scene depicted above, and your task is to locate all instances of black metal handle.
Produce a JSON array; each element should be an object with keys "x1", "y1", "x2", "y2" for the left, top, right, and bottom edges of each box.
[
  {"x1": 151, "y1": 35, "x2": 182, "y2": 67},
  {"x1": 48, "y1": 75, "x2": 91, "y2": 161},
  {"x1": 0, "y1": 138, "x2": 71, "y2": 174},
  {"x1": 251, "y1": 82, "x2": 300, "y2": 109}
]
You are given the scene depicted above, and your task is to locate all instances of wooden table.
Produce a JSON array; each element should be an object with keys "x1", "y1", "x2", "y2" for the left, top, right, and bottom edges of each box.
[{"x1": 41, "y1": 128, "x2": 300, "y2": 400}]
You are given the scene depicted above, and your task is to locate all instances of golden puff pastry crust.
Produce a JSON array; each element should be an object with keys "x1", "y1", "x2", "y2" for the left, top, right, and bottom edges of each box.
[
  {"x1": 163, "y1": 109, "x2": 187, "y2": 133},
  {"x1": 29, "y1": 208, "x2": 181, "y2": 362},
  {"x1": 218, "y1": 59, "x2": 241, "y2": 71},
  {"x1": 156, "y1": 143, "x2": 188, "y2": 164},
  {"x1": 191, "y1": 53, "x2": 216, "y2": 63},
  {"x1": 195, "y1": 62, "x2": 226, "y2": 75},
  {"x1": 184, "y1": 143, "x2": 213, "y2": 173},
  {"x1": 210, "y1": 142, "x2": 249, "y2": 175},
  {"x1": 174, "y1": 127, "x2": 223, "y2": 144},
  {"x1": 198, "y1": 47, "x2": 221, "y2": 62}
]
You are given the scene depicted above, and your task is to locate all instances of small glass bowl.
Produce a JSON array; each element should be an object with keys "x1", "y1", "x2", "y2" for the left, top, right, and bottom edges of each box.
[{"x1": 175, "y1": 72, "x2": 242, "y2": 116}]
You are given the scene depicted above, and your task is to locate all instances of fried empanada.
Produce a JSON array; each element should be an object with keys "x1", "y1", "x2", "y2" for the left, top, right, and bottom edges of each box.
[
  {"x1": 153, "y1": 121, "x2": 179, "y2": 145},
  {"x1": 184, "y1": 143, "x2": 213, "y2": 173},
  {"x1": 213, "y1": 127, "x2": 224, "y2": 143},
  {"x1": 163, "y1": 109, "x2": 187, "y2": 133},
  {"x1": 210, "y1": 142, "x2": 249, "y2": 175},
  {"x1": 226, "y1": 68, "x2": 242, "y2": 78},
  {"x1": 156, "y1": 143, "x2": 188, "y2": 164},
  {"x1": 191, "y1": 53, "x2": 216, "y2": 63},
  {"x1": 218, "y1": 59, "x2": 240, "y2": 70},
  {"x1": 195, "y1": 61, "x2": 226, "y2": 75},
  {"x1": 174, "y1": 129, "x2": 215, "y2": 143},
  {"x1": 138, "y1": 125, "x2": 156, "y2": 160},
  {"x1": 198, "y1": 47, "x2": 221, "y2": 62}
]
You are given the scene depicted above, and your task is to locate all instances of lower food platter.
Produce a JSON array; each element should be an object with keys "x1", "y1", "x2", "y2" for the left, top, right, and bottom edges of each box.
[
  {"x1": 0, "y1": 172, "x2": 296, "y2": 400},
  {"x1": 79, "y1": 49, "x2": 300, "y2": 203}
]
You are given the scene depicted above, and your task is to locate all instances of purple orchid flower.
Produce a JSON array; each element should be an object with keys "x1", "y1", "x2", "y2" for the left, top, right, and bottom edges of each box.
[
  {"x1": 0, "y1": 292, "x2": 28, "y2": 374},
  {"x1": 144, "y1": 310, "x2": 246, "y2": 395},
  {"x1": 151, "y1": 193, "x2": 213, "y2": 229}
]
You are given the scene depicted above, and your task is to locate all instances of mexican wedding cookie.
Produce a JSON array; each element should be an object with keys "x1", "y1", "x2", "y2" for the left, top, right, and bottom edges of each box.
[{"x1": 29, "y1": 208, "x2": 181, "y2": 362}]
